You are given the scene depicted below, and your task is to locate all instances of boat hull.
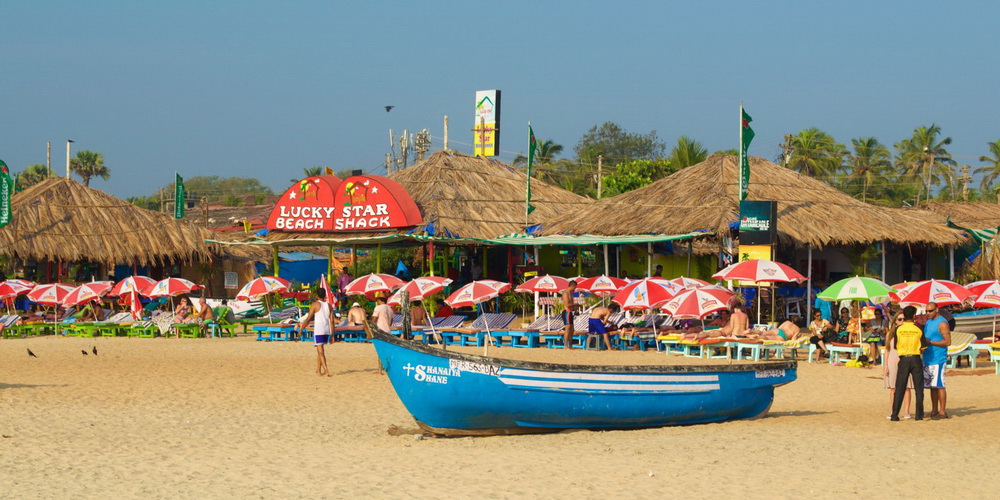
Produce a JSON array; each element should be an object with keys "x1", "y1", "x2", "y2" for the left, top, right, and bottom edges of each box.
[{"x1": 371, "y1": 328, "x2": 796, "y2": 436}]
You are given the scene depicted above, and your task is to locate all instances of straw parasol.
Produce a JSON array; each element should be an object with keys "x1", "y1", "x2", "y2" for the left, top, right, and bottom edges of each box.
[{"x1": 540, "y1": 154, "x2": 967, "y2": 249}]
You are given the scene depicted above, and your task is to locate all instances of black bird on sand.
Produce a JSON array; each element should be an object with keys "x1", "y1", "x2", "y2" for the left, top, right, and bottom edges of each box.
[
  {"x1": 81, "y1": 350, "x2": 88, "y2": 356},
  {"x1": 92, "y1": 346, "x2": 98, "y2": 356},
  {"x1": 384, "y1": 106, "x2": 394, "y2": 112},
  {"x1": 27, "y1": 348, "x2": 37, "y2": 358}
]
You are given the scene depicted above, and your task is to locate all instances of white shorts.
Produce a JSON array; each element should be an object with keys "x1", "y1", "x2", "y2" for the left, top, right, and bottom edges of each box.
[{"x1": 923, "y1": 362, "x2": 946, "y2": 389}]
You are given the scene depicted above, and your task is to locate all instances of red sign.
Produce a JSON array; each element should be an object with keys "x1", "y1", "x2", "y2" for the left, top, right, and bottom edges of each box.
[{"x1": 267, "y1": 174, "x2": 423, "y2": 232}]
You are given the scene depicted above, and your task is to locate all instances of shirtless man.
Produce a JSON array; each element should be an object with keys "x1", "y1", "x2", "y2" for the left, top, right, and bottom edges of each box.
[
  {"x1": 756, "y1": 316, "x2": 803, "y2": 341},
  {"x1": 711, "y1": 301, "x2": 750, "y2": 338},
  {"x1": 588, "y1": 303, "x2": 619, "y2": 351},
  {"x1": 346, "y1": 302, "x2": 366, "y2": 327},
  {"x1": 194, "y1": 296, "x2": 215, "y2": 335},
  {"x1": 410, "y1": 300, "x2": 428, "y2": 327},
  {"x1": 561, "y1": 280, "x2": 579, "y2": 349}
]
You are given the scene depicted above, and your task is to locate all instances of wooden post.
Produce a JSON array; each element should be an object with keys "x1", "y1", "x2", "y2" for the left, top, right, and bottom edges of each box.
[
  {"x1": 443, "y1": 115, "x2": 449, "y2": 151},
  {"x1": 576, "y1": 248, "x2": 582, "y2": 276},
  {"x1": 272, "y1": 246, "x2": 280, "y2": 278},
  {"x1": 806, "y1": 244, "x2": 813, "y2": 322},
  {"x1": 483, "y1": 246, "x2": 488, "y2": 279},
  {"x1": 428, "y1": 241, "x2": 436, "y2": 277},
  {"x1": 647, "y1": 242, "x2": 653, "y2": 277},
  {"x1": 327, "y1": 246, "x2": 334, "y2": 283},
  {"x1": 597, "y1": 155, "x2": 603, "y2": 199},
  {"x1": 603, "y1": 244, "x2": 609, "y2": 276},
  {"x1": 352, "y1": 244, "x2": 358, "y2": 278},
  {"x1": 687, "y1": 239, "x2": 693, "y2": 276},
  {"x1": 376, "y1": 244, "x2": 382, "y2": 274},
  {"x1": 400, "y1": 290, "x2": 412, "y2": 341},
  {"x1": 948, "y1": 246, "x2": 955, "y2": 280}
]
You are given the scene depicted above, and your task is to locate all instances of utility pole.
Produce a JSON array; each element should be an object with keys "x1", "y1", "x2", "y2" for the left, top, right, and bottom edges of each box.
[
  {"x1": 66, "y1": 139, "x2": 74, "y2": 179},
  {"x1": 385, "y1": 154, "x2": 391, "y2": 176},
  {"x1": 780, "y1": 134, "x2": 793, "y2": 167},
  {"x1": 597, "y1": 155, "x2": 603, "y2": 199},
  {"x1": 959, "y1": 164, "x2": 971, "y2": 201},
  {"x1": 399, "y1": 129, "x2": 410, "y2": 170},
  {"x1": 414, "y1": 129, "x2": 430, "y2": 162},
  {"x1": 46, "y1": 141, "x2": 51, "y2": 177},
  {"x1": 388, "y1": 129, "x2": 396, "y2": 173},
  {"x1": 443, "y1": 115, "x2": 449, "y2": 151}
]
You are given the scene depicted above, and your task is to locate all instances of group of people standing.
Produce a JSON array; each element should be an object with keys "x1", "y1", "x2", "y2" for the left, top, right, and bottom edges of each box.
[{"x1": 884, "y1": 302, "x2": 952, "y2": 421}]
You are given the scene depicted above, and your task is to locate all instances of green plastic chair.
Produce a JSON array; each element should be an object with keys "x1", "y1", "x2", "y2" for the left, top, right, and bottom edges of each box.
[{"x1": 210, "y1": 307, "x2": 237, "y2": 337}]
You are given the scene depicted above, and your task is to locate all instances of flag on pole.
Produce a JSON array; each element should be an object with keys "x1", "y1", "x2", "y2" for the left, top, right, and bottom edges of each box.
[
  {"x1": 739, "y1": 106, "x2": 755, "y2": 201},
  {"x1": 0, "y1": 159, "x2": 12, "y2": 228},
  {"x1": 526, "y1": 125, "x2": 537, "y2": 218},
  {"x1": 174, "y1": 173, "x2": 185, "y2": 219},
  {"x1": 324, "y1": 166, "x2": 335, "y2": 175},
  {"x1": 319, "y1": 273, "x2": 336, "y2": 306}
]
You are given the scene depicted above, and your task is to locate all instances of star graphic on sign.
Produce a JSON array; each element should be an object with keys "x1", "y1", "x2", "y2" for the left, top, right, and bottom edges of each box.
[
  {"x1": 289, "y1": 191, "x2": 297, "y2": 199},
  {"x1": 371, "y1": 186, "x2": 378, "y2": 194}
]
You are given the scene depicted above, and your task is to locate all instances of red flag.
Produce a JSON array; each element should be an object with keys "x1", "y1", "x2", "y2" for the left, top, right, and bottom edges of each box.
[
  {"x1": 130, "y1": 289, "x2": 142, "y2": 320},
  {"x1": 320, "y1": 274, "x2": 335, "y2": 306}
]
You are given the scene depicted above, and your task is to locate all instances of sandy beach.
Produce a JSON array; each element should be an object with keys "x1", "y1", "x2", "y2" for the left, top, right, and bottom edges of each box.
[{"x1": 2, "y1": 335, "x2": 997, "y2": 500}]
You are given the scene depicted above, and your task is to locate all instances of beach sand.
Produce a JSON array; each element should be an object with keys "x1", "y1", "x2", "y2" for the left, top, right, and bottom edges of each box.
[{"x1": 2, "y1": 336, "x2": 997, "y2": 499}]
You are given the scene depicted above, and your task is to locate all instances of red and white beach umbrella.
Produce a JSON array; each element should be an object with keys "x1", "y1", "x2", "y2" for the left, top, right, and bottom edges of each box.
[
  {"x1": 656, "y1": 286, "x2": 735, "y2": 319},
  {"x1": 893, "y1": 279, "x2": 973, "y2": 307},
  {"x1": 575, "y1": 275, "x2": 628, "y2": 295},
  {"x1": 236, "y1": 276, "x2": 291, "y2": 301},
  {"x1": 515, "y1": 275, "x2": 571, "y2": 293},
  {"x1": 27, "y1": 283, "x2": 76, "y2": 306},
  {"x1": 62, "y1": 281, "x2": 114, "y2": 307},
  {"x1": 388, "y1": 276, "x2": 453, "y2": 306},
  {"x1": 146, "y1": 277, "x2": 203, "y2": 298},
  {"x1": 970, "y1": 281, "x2": 1000, "y2": 308},
  {"x1": 666, "y1": 276, "x2": 712, "y2": 289},
  {"x1": 712, "y1": 259, "x2": 807, "y2": 283},
  {"x1": 129, "y1": 290, "x2": 143, "y2": 320},
  {"x1": 612, "y1": 278, "x2": 683, "y2": 311},
  {"x1": 445, "y1": 280, "x2": 511, "y2": 308},
  {"x1": 343, "y1": 273, "x2": 405, "y2": 298},
  {"x1": 966, "y1": 280, "x2": 998, "y2": 296},
  {"x1": 109, "y1": 276, "x2": 157, "y2": 297},
  {"x1": 0, "y1": 279, "x2": 35, "y2": 299}
]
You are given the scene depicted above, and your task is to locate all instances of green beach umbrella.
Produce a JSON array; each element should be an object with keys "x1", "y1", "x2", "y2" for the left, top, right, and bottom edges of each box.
[{"x1": 817, "y1": 276, "x2": 892, "y2": 301}]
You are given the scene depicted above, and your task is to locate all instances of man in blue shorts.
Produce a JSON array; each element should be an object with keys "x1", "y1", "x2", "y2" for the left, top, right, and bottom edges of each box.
[
  {"x1": 561, "y1": 280, "x2": 579, "y2": 349},
  {"x1": 922, "y1": 302, "x2": 952, "y2": 419},
  {"x1": 588, "y1": 303, "x2": 619, "y2": 350},
  {"x1": 298, "y1": 288, "x2": 336, "y2": 377}
]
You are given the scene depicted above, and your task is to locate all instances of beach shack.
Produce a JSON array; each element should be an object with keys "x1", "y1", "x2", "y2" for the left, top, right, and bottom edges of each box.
[{"x1": 0, "y1": 177, "x2": 264, "y2": 296}]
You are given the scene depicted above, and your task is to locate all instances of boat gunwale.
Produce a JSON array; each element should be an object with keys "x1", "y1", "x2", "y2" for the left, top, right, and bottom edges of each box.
[{"x1": 368, "y1": 323, "x2": 797, "y2": 374}]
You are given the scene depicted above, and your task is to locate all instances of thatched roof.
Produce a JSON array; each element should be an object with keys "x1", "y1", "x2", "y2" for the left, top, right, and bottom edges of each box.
[
  {"x1": 919, "y1": 201, "x2": 1000, "y2": 229},
  {"x1": 541, "y1": 154, "x2": 967, "y2": 249},
  {"x1": 267, "y1": 151, "x2": 592, "y2": 242},
  {"x1": 0, "y1": 178, "x2": 263, "y2": 264}
]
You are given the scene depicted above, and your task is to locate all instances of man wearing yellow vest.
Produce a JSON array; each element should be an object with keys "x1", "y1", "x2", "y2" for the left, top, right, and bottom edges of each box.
[{"x1": 884, "y1": 305, "x2": 925, "y2": 421}]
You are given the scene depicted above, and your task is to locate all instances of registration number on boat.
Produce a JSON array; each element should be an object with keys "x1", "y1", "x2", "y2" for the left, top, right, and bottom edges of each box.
[{"x1": 754, "y1": 369, "x2": 785, "y2": 378}]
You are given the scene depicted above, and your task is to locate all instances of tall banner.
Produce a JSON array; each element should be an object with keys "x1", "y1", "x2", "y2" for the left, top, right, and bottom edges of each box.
[
  {"x1": 739, "y1": 106, "x2": 755, "y2": 201},
  {"x1": 474, "y1": 90, "x2": 501, "y2": 157},
  {"x1": 0, "y1": 159, "x2": 11, "y2": 228},
  {"x1": 526, "y1": 125, "x2": 536, "y2": 220},
  {"x1": 174, "y1": 173, "x2": 185, "y2": 219}
]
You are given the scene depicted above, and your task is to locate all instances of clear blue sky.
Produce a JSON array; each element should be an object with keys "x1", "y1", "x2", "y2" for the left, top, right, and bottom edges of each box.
[{"x1": 2, "y1": 1, "x2": 998, "y2": 199}]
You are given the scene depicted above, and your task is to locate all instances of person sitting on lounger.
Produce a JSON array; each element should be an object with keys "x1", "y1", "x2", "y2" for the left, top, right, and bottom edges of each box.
[
  {"x1": 78, "y1": 300, "x2": 105, "y2": 322},
  {"x1": 172, "y1": 296, "x2": 192, "y2": 323},
  {"x1": 588, "y1": 303, "x2": 619, "y2": 350},
  {"x1": 717, "y1": 300, "x2": 751, "y2": 337},
  {"x1": 410, "y1": 300, "x2": 428, "y2": 327},
  {"x1": 193, "y1": 296, "x2": 214, "y2": 333},
  {"x1": 346, "y1": 302, "x2": 366, "y2": 327}
]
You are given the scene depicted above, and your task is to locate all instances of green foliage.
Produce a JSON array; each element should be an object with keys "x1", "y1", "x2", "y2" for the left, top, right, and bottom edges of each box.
[
  {"x1": 222, "y1": 195, "x2": 244, "y2": 207},
  {"x1": 841, "y1": 137, "x2": 893, "y2": 203},
  {"x1": 252, "y1": 193, "x2": 267, "y2": 205},
  {"x1": 15, "y1": 164, "x2": 54, "y2": 188},
  {"x1": 786, "y1": 128, "x2": 846, "y2": 183},
  {"x1": 713, "y1": 148, "x2": 739, "y2": 156},
  {"x1": 303, "y1": 166, "x2": 324, "y2": 177},
  {"x1": 150, "y1": 176, "x2": 273, "y2": 204},
  {"x1": 603, "y1": 159, "x2": 676, "y2": 197},
  {"x1": 126, "y1": 195, "x2": 159, "y2": 210},
  {"x1": 668, "y1": 136, "x2": 708, "y2": 169},
  {"x1": 574, "y1": 122, "x2": 666, "y2": 166},
  {"x1": 352, "y1": 247, "x2": 417, "y2": 278},
  {"x1": 893, "y1": 124, "x2": 954, "y2": 205},
  {"x1": 513, "y1": 138, "x2": 564, "y2": 167},
  {"x1": 975, "y1": 139, "x2": 1000, "y2": 191},
  {"x1": 70, "y1": 150, "x2": 110, "y2": 187}
]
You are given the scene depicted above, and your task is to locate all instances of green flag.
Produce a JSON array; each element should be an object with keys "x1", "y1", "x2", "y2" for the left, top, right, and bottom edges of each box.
[
  {"x1": 174, "y1": 173, "x2": 185, "y2": 219},
  {"x1": 526, "y1": 125, "x2": 537, "y2": 217},
  {"x1": 739, "y1": 107, "x2": 755, "y2": 201},
  {"x1": 0, "y1": 160, "x2": 11, "y2": 228}
]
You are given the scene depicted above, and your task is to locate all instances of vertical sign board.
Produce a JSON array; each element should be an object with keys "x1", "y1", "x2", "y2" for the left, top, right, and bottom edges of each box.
[
  {"x1": 739, "y1": 200, "x2": 777, "y2": 246},
  {"x1": 474, "y1": 90, "x2": 501, "y2": 157},
  {"x1": 0, "y1": 159, "x2": 11, "y2": 228},
  {"x1": 174, "y1": 173, "x2": 185, "y2": 219},
  {"x1": 224, "y1": 272, "x2": 238, "y2": 290}
]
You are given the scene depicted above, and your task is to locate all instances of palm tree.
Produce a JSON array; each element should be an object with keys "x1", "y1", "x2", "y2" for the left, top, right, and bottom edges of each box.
[
  {"x1": 513, "y1": 138, "x2": 564, "y2": 167},
  {"x1": 303, "y1": 166, "x2": 324, "y2": 177},
  {"x1": 16, "y1": 164, "x2": 53, "y2": 188},
  {"x1": 69, "y1": 150, "x2": 110, "y2": 187},
  {"x1": 893, "y1": 124, "x2": 954, "y2": 206},
  {"x1": 975, "y1": 139, "x2": 1000, "y2": 195},
  {"x1": 668, "y1": 136, "x2": 708, "y2": 169},
  {"x1": 786, "y1": 128, "x2": 846, "y2": 183},
  {"x1": 845, "y1": 137, "x2": 892, "y2": 202}
]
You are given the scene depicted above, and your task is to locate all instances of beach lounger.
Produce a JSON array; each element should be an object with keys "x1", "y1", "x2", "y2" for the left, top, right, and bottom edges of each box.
[
  {"x1": 439, "y1": 313, "x2": 516, "y2": 347},
  {"x1": 524, "y1": 315, "x2": 566, "y2": 331},
  {"x1": 946, "y1": 332, "x2": 979, "y2": 369},
  {"x1": 990, "y1": 342, "x2": 1000, "y2": 375}
]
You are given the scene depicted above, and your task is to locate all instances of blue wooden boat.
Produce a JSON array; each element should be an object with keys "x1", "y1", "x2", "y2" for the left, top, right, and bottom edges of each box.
[{"x1": 370, "y1": 327, "x2": 797, "y2": 436}]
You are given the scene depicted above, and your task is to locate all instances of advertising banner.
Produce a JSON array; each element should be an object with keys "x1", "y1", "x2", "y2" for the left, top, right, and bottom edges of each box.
[{"x1": 474, "y1": 90, "x2": 501, "y2": 156}]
